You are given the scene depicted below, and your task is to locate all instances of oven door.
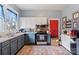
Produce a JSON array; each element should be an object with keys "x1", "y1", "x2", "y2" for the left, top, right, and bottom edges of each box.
[{"x1": 35, "y1": 33, "x2": 48, "y2": 44}]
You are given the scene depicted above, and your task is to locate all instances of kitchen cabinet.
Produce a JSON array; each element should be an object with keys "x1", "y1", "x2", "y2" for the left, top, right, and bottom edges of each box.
[
  {"x1": 17, "y1": 37, "x2": 22, "y2": 50},
  {"x1": 0, "y1": 43, "x2": 1, "y2": 55},
  {"x1": 2, "y1": 40, "x2": 10, "y2": 55},
  {"x1": 17, "y1": 35, "x2": 24, "y2": 50},
  {"x1": 24, "y1": 34, "x2": 30, "y2": 44},
  {"x1": 0, "y1": 34, "x2": 25, "y2": 55},
  {"x1": 61, "y1": 34, "x2": 73, "y2": 51},
  {"x1": 76, "y1": 38, "x2": 79, "y2": 55},
  {"x1": 21, "y1": 35, "x2": 24, "y2": 46},
  {"x1": 25, "y1": 32, "x2": 35, "y2": 45},
  {"x1": 70, "y1": 43, "x2": 76, "y2": 55},
  {"x1": 11, "y1": 34, "x2": 24, "y2": 55},
  {"x1": 47, "y1": 34, "x2": 51, "y2": 45},
  {"x1": 10, "y1": 38, "x2": 18, "y2": 55},
  {"x1": 20, "y1": 17, "x2": 47, "y2": 29}
]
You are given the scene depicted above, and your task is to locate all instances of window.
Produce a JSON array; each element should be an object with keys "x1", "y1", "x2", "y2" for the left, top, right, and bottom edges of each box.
[
  {"x1": 0, "y1": 5, "x2": 4, "y2": 17},
  {"x1": 7, "y1": 9, "x2": 17, "y2": 22},
  {"x1": 7, "y1": 9, "x2": 17, "y2": 33},
  {"x1": 0, "y1": 5, "x2": 4, "y2": 32}
]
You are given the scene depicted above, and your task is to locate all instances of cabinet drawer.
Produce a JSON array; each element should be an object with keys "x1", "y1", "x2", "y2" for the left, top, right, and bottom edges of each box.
[
  {"x1": 2, "y1": 44, "x2": 10, "y2": 55},
  {"x1": 11, "y1": 40, "x2": 17, "y2": 46},
  {"x1": 11, "y1": 38, "x2": 17, "y2": 42},
  {"x1": 2, "y1": 40, "x2": 10, "y2": 47}
]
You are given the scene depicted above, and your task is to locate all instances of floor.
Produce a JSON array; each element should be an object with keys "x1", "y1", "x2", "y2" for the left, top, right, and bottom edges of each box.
[
  {"x1": 17, "y1": 38, "x2": 71, "y2": 55},
  {"x1": 17, "y1": 45, "x2": 72, "y2": 55},
  {"x1": 51, "y1": 38, "x2": 59, "y2": 46}
]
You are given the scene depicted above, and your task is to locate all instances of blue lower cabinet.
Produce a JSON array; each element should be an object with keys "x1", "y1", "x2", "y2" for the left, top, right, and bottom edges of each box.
[
  {"x1": 0, "y1": 43, "x2": 1, "y2": 55},
  {"x1": 2, "y1": 40, "x2": 10, "y2": 55},
  {"x1": 11, "y1": 39, "x2": 18, "y2": 55},
  {"x1": 47, "y1": 34, "x2": 51, "y2": 45},
  {"x1": 27, "y1": 32, "x2": 35, "y2": 44},
  {"x1": 24, "y1": 34, "x2": 31, "y2": 44}
]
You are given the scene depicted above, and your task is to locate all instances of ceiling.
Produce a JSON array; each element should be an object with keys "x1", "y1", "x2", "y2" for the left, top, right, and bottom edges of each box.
[{"x1": 15, "y1": 4, "x2": 68, "y2": 11}]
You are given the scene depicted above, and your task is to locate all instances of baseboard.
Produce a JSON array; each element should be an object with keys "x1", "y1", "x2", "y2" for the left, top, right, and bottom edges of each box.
[{"x1": 24, "y1": 43, "x2": 35, "y2": 45}]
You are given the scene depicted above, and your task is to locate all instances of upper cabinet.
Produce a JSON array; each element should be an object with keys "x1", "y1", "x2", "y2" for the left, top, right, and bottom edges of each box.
[{"x1": 20, "y1": 17, "x2": 47, "y2": 29}]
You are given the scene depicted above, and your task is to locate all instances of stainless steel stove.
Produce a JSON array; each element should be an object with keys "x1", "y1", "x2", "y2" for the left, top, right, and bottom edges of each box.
[{"x1": 35, "y1": 32, "x2": 48, "y2": 45}]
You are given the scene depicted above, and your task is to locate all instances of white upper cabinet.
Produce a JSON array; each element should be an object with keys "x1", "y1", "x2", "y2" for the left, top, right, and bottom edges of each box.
[{"x1": 20, "y1": 17, "x2": 47, "y2": 29}]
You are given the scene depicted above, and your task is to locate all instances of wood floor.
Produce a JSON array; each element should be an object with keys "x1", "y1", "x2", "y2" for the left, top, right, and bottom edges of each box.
[
  {"x1": 17, "y1": 45, "x2": 72, "y2": 55},
  {"x1": 51, "y1": 39, "x2": 59, "y2": 46}
]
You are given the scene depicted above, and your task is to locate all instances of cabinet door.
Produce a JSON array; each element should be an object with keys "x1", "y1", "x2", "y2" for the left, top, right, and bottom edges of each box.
[
  {"x1": 24, "y1": 34, "x2": 30, "y2": 44},
  {"x1": 11, "y1": 39, "x2": 17, "y2": 55},
  {"x1": 2, "y1": 40, "x2": 10, "y2": 55},
  {"x1": 17, "y1": 35, "x2": 24, "y2": 50},
  {"x1": 2, "y1": 40, "x2": 10, "y2": 47},
  {"x1": 2, "y1": 43, "x2": 10, "y2": 55},
  {"x1": 19, "y1": 35, "x2": 24, "y2": 46},
  {"x1": 17, "y1": 38, "x2": 22, "y2": 50},
  {"x1": 76, "y1": 38, "x2": 79, "y2": 55},
  {"x1": 0, "y1": 43, "x2": 1, "y2": 55},
  {"x1": 21, "y1": 35, "x2": 24, "y2": 46}
]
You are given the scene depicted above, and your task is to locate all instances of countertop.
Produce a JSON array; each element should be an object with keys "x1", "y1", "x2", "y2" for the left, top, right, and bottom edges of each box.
[
  {"x1": 0, "y1": 32, "x2": 51, "y2": 44},
  {"x1": 61, "y1": 34, "x2": 75, "y2": 43},
  {"x1": 0, "y1": 33, "x2": 25, "y2": 43}
]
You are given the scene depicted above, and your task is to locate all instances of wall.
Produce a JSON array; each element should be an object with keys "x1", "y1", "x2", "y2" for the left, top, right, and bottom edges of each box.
[
  {"x1": 61, "y1": 4, "x2": 79, "y2": 52},
  {"x1": 61, "y1": 4, "x2": 79, "y2": 31},
  {"x1": 61, "y1": 4, "x2": 79, "y2": 33},
  {"x1": 62, "y1": 4, "x2": 79, "y2": 19},
  {"x1": 21, "y1": 10, "x2": 62, "y2": 18}
]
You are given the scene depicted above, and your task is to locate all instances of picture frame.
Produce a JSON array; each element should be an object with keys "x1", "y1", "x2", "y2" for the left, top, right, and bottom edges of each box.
[
  {"x1": 62, "y1": 16, "x2": 67, "y2": 29},
  {"x1": 72, "y1": 11, "x2": 79, "y2": 20},
  {"x1": 66, "y1": 20, "x2": 72, "y2": 28},
  {"x1": 73, "y1": 22, "x2": 77, "y2": 28}
]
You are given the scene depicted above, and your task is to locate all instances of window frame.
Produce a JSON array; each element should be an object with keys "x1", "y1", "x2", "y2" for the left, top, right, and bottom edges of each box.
[
  {"x1": 0, "y1": 4, "x2": 4, "y2": 18},
  {"x1": 7, "y1": 9, "x2": 17, "y2": 18},
  {"x1": 0, "y1": 4, "x2": 5, "y2": 32},
  {"x1": 7, "y1": 8, "x2": 17, "y2": 23}
]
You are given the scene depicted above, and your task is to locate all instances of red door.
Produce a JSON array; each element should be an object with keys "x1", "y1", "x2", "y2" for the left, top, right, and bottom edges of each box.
[{"x1": 50, "y1": 20, "x2": 58, "y2": 39}]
